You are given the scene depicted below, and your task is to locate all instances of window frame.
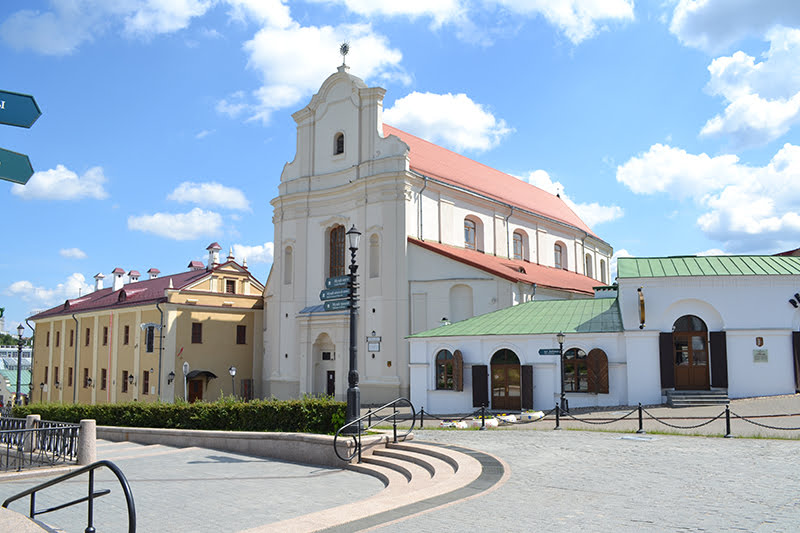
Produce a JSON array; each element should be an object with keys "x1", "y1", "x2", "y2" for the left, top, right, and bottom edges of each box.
[
  {"x1": 328, "y1": 225, "x2": 346, "y2": 277},
  {"x1": 145, "y1": 326, "x2": 155, "y2": 353},
  {"x1": 225, "y1": 279, "x2": 236, "y2": 294},
  {"x1": 334, "y1": 132, "x2": 345, "y2": 155},
  {"x1": 121, "y1": 370, "x2": 129, "y2": 393},
  {"x1": 123, "y1": 325, "x2": 130, "y2": 345},
  {"x1": 512, "y1": 232, "x2": 524, "y2": 260},
  {"x1": 191, "y1": 322, "x2": 203, "y2": 344},
  {"x1": 102, "y1": 326, "x2": 108, "y2": 346},
  {"x1": 236, "y1": 325, "x2": 247, "y2": 345},
  {"x1": 142, "y1": 371, "x2": 149, "y2": 395},
  {"x1": 464, "y1": 219, "x2": 476, "y2": 250},
  {"x1": 85, "y1": 327, "x2": 91, "y2": 347},
  {"x1": 434, "y1": 349, "x2": 463, "y2": 391},
  {"x1": 101, "y1": 368, "x2": 107, "y2": 390},
  {"x1": 562, "y1": 347, "x2": 588, "y2": 392}
]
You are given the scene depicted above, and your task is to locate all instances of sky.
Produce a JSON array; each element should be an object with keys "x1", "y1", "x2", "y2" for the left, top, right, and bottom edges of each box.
[{"x1": 2, "y1": 0, "x2": 800, "y2": 332}]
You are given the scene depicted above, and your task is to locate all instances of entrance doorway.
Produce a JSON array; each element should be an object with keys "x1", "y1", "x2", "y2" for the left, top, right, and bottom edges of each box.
[
  {"x1": 188, "y1": 379, "x2": 203, "y2": 402},
  {"x1": 491, "y1": 349, "x2": 521, "y2": 410},
  {"x1": 673, "y1": 315, "x2": 710, "y2": 390},
  {"x1": 326, "y1": 371, "x2": 335, "y2": 396}
]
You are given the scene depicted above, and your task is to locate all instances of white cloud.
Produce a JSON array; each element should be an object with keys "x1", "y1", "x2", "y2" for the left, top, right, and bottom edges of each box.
[
  {"x1": 617, "y1": 142, "x2": 800, "y2": 251},
  {"x1": 670, "y1": 0, "x2": 800, "y2": 53},
  {"x1": 167, "y1": 181, "x2": 251, "y2": 211},
  {"x1": 696, "y1": 248, "x2": 728, "y2": 256},
  {"x1": 195, "y1": 129, "x2": 214, "y2": 139},
  {"x1": 309, "y1": 0, "x2": 466, "y2": 27},
  {"x1": 232, "y1": 242, "x2": 274, "y2": 264},
  {"x1": 127, "y1": 207, "x2": 223, "y2": 240},
  {"x1": 516, "y1": 170, "x2": 624, "y2": 227},
  {"x1": 0, "y1": 1, "x2": 213, "y2": 55},
  {"x1": 12, "y1": 165, "x2": 109, "y2": 200},
  {"x1": 241, "y1": 22, "x2": 407, "y2": 123},
  {"x1": 490, "y1": 0, "x2": 635, "y2": 44},
  {"x1": 6, "y1": 273, "x2": 92, "y2": 311},
  {"x1": 384, "y1": 92, "x2": 512, "y2": 152},
  {"x1": 700, "y1": 27, "x2": 800, "y2": 147},
  {"x1": 226, "y1": 0, "x2": 292, "y2": 27},
  {"x1": 610, "y1": 248, "x2": 633, "y2": 281},
  {"x1": 60, "y1": 248, "x2": 88, "y2": 259}
]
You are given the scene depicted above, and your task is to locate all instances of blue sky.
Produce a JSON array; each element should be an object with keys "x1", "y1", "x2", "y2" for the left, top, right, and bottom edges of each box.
[{"x1": 2, "y1": 0, "x2": 800, "y2": 331}]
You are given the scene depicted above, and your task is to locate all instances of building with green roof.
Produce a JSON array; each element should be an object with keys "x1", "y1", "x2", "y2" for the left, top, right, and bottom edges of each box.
[{"x1": 409, "y1": 255, "x2": 800, "y2": 414}]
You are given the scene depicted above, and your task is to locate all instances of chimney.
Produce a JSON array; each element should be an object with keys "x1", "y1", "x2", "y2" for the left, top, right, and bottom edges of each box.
[
  {"x1": 147, "y1": 268, "x2": 160, "y2": 279},
  {"x1": 94, "y1": 273, "x2": 105, "y2": 291},
  {"x1": 187, "y1": 260, "x2": 204, "y2": 271},
  {"x1": 206, "y1": 242, "x2": 222, "y2": 270},
  {"x1": 112, "y1": 267, "x2": 125, "y2": 291},
  {"x1": 129, "y1": 270, "x2": 140, "y2": 283}
]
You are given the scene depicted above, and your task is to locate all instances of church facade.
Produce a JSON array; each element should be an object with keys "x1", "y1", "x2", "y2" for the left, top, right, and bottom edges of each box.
[{"x1": 262, "y1": 66, "x2": 612, "y2": 404}]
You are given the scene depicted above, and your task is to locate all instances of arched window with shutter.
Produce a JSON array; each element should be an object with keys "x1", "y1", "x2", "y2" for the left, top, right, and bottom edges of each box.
[
  {"x1": 328, "y1": 225, "x2": 345, "y2": 277},
  {"x1": 334, "y1": 132, "x2": 344, "y2": 155},
  {"x1": 587, "y1": 348, "x2": 609, "y2": 394},
  {"x1": 435, "y1": 349, "x2": 463, "y2": 391}
]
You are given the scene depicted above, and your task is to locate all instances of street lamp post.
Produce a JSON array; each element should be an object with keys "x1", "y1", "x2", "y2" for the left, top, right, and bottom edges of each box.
[
  {"x1": 344, "y1": 225, "x2": 361, "y2": 432},
  {"x1": 557, "y1": 332, "x2": 566, "y2": 413},
  {"x1": 228, "y1": 366, "x2": 237, "y2": 398},
  {"x1": 39, "y1": 382, "x2": 44, "y2": 403},
  {"x1": 15, "y1": 324, "x2": 24, "y2": 406}
]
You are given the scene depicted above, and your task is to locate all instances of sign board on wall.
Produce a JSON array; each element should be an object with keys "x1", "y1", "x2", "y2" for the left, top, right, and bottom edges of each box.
[{"x1": 753, "y1": 349, "x2": 768, "y2": 363}]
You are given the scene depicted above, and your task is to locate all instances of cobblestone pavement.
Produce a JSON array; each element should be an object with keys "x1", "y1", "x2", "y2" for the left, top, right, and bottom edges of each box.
[{"x1": 374, "y1": 428, "x2": 800, "y2": 532}]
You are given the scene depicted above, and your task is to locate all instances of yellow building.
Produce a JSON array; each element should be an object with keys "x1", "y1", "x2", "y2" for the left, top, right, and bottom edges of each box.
[{"x1": 29, "y1": 243, "x2": 264, "y2": 404}]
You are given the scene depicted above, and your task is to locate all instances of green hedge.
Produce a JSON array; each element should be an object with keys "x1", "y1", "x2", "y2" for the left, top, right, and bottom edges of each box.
[{"x1": 13, "y1": 396, "x2": 347, "y2": 434}]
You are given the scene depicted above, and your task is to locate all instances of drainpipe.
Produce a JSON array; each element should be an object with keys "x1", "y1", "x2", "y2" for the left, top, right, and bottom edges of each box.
[
  {"x1": 504, "y1": 206, "x2": 514, "y2": 258},
  {"x1": 25, "y1": 319, "x2": 34, "y2": 402},
  {"x1": 156, "y1": 302, "x2": 164, "y2": 398},
  {"x1": 418, "y1": 175, "x2": 427, "y2": 241},
  {"x1": 72, "y1": 314, "x2": 79, "y2": 404}
]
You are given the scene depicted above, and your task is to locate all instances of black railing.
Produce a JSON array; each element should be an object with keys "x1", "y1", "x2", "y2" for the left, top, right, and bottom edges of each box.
[
  {"x1": 0, "y1": 420, "x2": 79, "y2": 472},
  {"x1": 3, "y1": 459, "x2": 136, "y2": 533},
  {"x1": 334, "y1": 397, "x2": 416, "y2": 463}
]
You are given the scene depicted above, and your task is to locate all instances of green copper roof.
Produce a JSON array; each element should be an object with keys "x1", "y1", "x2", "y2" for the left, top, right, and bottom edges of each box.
[
  {"x1": 410, "y1": 298, "x2": 622, "y2": 338},
  {"x1": 617, "y1": 256, "x2": 800, "y2": 278},
  {"x1": 0, "y1": 369, "x2": 31, "y2": 389}
]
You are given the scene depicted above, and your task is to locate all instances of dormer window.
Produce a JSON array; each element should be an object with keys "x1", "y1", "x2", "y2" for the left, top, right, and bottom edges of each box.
[{"x1": 334, "y1": 132, "x2": 344, "y2": 155}]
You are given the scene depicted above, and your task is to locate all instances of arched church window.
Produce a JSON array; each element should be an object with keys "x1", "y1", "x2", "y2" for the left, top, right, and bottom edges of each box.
[
  {"x1": 600, "y1": 259, "x2": 607, "y2": 284},
  {"x1": 334, "y1": 132, "x2": 344, "y2": 155},
  {"x1": 554, "y1": 243, "x2": 567, "y2": 270},
  {"x1": 329, "y1": 225, "x2": 345, "y2": 277},
  {"x1": 435, "y1": 349, "x2": 463, "y2": 391},
  {"x1": 513, "y1": 230, "x2": 528, "y2": 261},
  {"x1": 585, "y1": 253, "x2": 593, "y2": 279},
  {"x1": 464, "y1": 219, "x2": 476, "y2": 250}
]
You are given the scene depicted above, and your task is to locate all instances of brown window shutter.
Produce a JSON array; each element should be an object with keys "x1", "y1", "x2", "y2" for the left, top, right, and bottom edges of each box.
[
  {"x1": 588, "y1": 349, "x2": 609, "y2": 394},
  {"x1": 472, "y1": 365, "x2": 488, "y2": 407},
  {"x1": 659, "y1": 332, "x2": 675, "y2": 389},
  {"x1": 709, "y1": 331, "x2": 728, "y2": 388},
  {"x1": 792, "y1": 332, "x2": 800, "y2": 391},
  {"x1": 454, "y1": 350, "x2": 464, "y2": 391},
  {"x1": 521, "y1": 365, "x2": 533, "y2": 409}
]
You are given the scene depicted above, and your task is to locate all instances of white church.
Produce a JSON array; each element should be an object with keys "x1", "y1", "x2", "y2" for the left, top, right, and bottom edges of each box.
[
  {"x1": 262, "y1": 64, "x2": 800, "y2": 412},
  {"x1": 262, "y1": 64, "x2": 612, "y2": 404}
]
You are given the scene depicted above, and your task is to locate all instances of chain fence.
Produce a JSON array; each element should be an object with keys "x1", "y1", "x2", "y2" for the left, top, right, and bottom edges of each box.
[{"x1": 416, "y1": 403, "x2": 800, "y2": 438}]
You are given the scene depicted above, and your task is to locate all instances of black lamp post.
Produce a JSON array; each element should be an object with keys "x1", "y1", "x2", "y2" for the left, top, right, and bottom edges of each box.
[
  {"x1": 39, "y1": 382, "x2": 44, "y2": 403},
  {"x1": 557, "y1": 332, "x2": 566, "y2": 412},
  {"x1": 344, "y1": 225, "x2": 361, "y2": 432},
  {"x1": 15, "y1": 324, "x2": 24, "y2": 406},
  {"x1": 228, "y1": 366, "x2": 237, "y2": 397}
]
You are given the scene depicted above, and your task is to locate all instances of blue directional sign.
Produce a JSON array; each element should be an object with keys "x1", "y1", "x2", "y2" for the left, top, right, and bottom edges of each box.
[
  {"x1": 0, "y1": 147, "x2": 34, "y2": 185},
  {"x1": 320, "y1": 287, "x2": 351, "y2": 300},
  {"x1": 538, "y1": 348, "x2": 562, "y2": 356},
  {"x1": 323, "y1": 299, "x2": 351, "y2": 311},
  {"x1": 0, "y1": 90, "x2": 42, "y2": 128},
  {"x1": 325, "y1": 275, "x2": 351, "y2": 289}
]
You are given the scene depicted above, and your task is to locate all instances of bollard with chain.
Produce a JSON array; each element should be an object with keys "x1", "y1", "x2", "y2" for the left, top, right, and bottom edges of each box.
[
  {"x1": 420, "y1": 406, "x2": 424, "y2": 429},
  {"x1": 480, "y1": 404, "x2": 487, "y2": 430},
  {"x1": 554, "y1": 403, "x2": 561, "y2": 430},
  {"x1": 724, "y1": 404, "x2": 733, "y2": 438},
  {"x1": 637, "y1": 403, "x2": 645, "y2": 434}
]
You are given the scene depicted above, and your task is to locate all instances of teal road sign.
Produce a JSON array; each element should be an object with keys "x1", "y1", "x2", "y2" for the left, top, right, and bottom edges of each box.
[
  {"x1": 0, "y1": 90, "x2": 42, "y2": 128},
  {"x1": 320, "y1": 287, "x2": 351, "y2": 301},
  {"x1": 323, "y1": 299, "x2": 351, "y2": 311},
  {"x1": 0, "y1": 147, "x2": 34, "y2": 185},
  {"x1": 538, "y1": 348, "x2": 562, "y2": 356},
  {"x1": 325, "y1": 275, "x2": 351, "y2": 289}
]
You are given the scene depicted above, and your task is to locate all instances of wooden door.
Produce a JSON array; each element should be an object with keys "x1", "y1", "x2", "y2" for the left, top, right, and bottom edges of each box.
[
  {"x1": 491, "y1": 364, "x2": 521, "y2": 411},
  {"x1": 188, "y1": 379, "x2": 203, "y2": 402},
  {"x1": 326, "y1": 371, "x2": 335, "y2": 396},
  {"x1": 674, "y1": 333, "x2": 710, "y2": 390}
]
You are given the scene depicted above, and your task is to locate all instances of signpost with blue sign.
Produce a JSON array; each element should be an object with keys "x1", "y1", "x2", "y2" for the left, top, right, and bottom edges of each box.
[
  {"x1": 538, "y1": 348, "x2": 562, "y2": 356},
  {"x1": 320, "y1": 287, "x2": 351, "y2": 300},
  {"x1": 0, "y1": 89, "x2": 41, "y2": 185},
  {"x1": 325, "y1": 275, "x2": 351, "y2": 289},
  {"x1": 323, "y1": 299, "x2": 351, "y2": 311}
]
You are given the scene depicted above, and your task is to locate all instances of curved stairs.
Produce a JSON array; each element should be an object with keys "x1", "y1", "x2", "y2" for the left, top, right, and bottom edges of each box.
[{"x1": 248, "y1": 439, "x2": 490, "y2": 532}]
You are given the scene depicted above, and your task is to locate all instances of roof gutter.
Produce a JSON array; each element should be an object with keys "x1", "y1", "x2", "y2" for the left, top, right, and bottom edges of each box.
[{"x1": 407, "y1": 169, "x2": 609, "y2": 248}]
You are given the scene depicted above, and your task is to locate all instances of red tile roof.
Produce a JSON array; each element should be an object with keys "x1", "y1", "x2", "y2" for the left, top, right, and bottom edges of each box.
[
  {"x1": 111, "y1": 267, "x2": 125, "y2": 274},
  {"x1": 206, "y1": 242, "x2": 221, "y2": 250},
  {"x1": 29, "y1": 269, "x2": 209, "y2": 320},
  {"x1": 409, "y1": 237, "x2": 596, "y2": 295},
  {"x1": 187, "y1": 260, "x2": 205, "y2": 269},
  {"x1": 384, "y1": 125, "x2": 598, "y2": 239}
]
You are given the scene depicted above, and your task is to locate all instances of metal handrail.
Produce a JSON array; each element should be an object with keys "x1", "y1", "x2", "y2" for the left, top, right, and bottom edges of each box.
[
  {"x1": 3, "y1": 459, "x2": 136, "y2": 533},
  {"x1": 334, "y1": 397, "x2": 416, "y2": 463},
  {"x1": 0, "y1": 424, "x2": 80, "y2": 472}
]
